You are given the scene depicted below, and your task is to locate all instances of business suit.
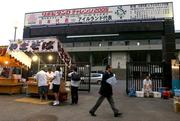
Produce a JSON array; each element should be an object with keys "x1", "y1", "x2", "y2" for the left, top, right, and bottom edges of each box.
[{"x1": 89, "y1": 69, "x2": 120, "y2": 117}]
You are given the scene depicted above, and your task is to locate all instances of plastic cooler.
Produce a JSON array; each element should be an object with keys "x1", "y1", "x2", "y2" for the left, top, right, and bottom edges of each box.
[
  {"x1": 136, "y1": 91, "x2": 144, "y2": 97},
  {"x1": 174, "y1": 89, "x2": 180, "y2": 97},
  {"x1": 153, "y1": 92, "x2": 161, "y2": 98}
]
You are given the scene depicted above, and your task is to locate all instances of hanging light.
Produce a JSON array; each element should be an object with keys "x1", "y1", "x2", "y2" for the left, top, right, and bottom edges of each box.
[
  {"x1": 48, "y1": 55, "x2": 53, "y2": 61},
  {"x1": 5, "y1": 61, "x2": 9, "y2": 65},
  {"x1": 32, "y1": 55, "x2": 38, "y2": 62}
]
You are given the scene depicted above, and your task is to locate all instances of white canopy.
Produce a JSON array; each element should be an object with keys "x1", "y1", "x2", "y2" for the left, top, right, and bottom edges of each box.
[{"x1": 8, "y1": 51, "x2": 32, "y2": 68}]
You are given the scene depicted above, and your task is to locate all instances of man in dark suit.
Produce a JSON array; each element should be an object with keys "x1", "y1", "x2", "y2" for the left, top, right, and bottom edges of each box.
[{"x1": 89, "y1": 65, "x2": 122, "y2": 117}]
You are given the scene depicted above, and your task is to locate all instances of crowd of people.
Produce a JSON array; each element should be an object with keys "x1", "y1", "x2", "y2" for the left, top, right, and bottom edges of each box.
[
  {"x1": 34, "y1": 65, "x2": 122, "y2": 117},
  {"x1": 35, "y1": 66, "x2": 62, "y2": 106},
  {"x1": 35, "y1": 66, "x2": 81, "y2": 106}
]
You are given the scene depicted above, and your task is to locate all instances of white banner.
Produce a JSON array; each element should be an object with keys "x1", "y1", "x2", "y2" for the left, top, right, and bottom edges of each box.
[
  {"x1": 7, "y1": 38, "x2": 72, "y2": 67},
  {"x1": 24, "y1": 2, "x2": 173, "y2": 26},
  {"x1": 8, "y1": 38, "x2": 58, "y2": 52}
]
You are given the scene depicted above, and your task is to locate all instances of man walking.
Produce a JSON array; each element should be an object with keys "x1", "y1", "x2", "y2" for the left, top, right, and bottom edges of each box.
[{"x1": 89, "y1": 65, "x2": 122, "y2": 117}]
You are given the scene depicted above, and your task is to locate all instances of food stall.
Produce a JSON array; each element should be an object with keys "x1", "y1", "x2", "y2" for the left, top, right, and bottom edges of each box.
[
  {"x1": 0, "y1": 46, "x2": 31, "y2": 94},
  {"x1": 7, "y1": 37, "x2": 71, "y2": 99}
]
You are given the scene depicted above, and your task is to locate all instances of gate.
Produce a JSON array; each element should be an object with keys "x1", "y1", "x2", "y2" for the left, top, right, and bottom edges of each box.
[{"x1": 126, "y1": 62, "x2": 164, "y2": 94}]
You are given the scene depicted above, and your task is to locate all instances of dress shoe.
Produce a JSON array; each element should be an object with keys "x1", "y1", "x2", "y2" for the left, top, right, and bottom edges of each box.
[
  {"x1": 114, "y1": 113, "x2": 122, "y2": 117},
  {"x1": 89, "y1": 111, "x2": 96, "y2": 116}
]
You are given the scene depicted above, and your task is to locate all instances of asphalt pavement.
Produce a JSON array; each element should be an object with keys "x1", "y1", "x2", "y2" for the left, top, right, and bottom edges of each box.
[{"x1": 0, "y1": 80, "x2": 180, "y2": 121}]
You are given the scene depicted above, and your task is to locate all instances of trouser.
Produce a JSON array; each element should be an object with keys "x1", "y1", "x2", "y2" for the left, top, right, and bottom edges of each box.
[
  {"x1": 90, "y1": 95, "x2": 119, "y2": 114},
  {"x1": 71, "y1": 86, "x2": 78, "y2": 104}
]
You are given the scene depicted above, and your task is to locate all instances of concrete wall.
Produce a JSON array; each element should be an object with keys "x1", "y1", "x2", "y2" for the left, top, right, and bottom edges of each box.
[
  {"x1": 112, "y1": 52, "x2": 127, "y2": 69},
  {"x1": 113, "y1": 69, "x2": 126, "y2": 80}
]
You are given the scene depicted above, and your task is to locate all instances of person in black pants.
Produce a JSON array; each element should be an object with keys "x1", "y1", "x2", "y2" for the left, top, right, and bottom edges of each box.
[
  {"x1": 89, "y1": 65, "x2": 122, "y2": 117},
  {"x1": 71, "y1": 85, "x2": 78, "y2": 104},
  {"x1": 68, "y1": 67, "x2": 80, "y2": 105}
]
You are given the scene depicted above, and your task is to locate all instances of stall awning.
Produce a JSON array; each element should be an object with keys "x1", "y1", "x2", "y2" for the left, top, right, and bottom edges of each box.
[
  {"x1": 8, "y1": 51, "x2": 31, "y2": 68},
  {"x1": 0, "y1": 46, "x2": 31, "y2": 68}
]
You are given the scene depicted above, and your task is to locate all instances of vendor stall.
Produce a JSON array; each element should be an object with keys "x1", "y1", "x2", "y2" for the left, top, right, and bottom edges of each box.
[
  {"x1": 7, "y1": 37, "x2": 71, "y2": 101},
  {"x1": 0, "y1": 46, "x2": 31, "y2": 94}
]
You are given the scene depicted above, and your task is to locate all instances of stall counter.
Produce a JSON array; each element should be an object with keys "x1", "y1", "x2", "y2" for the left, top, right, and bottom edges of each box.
[{"x1": 0, "y1": 78, "x2": 22, "y2": 94}]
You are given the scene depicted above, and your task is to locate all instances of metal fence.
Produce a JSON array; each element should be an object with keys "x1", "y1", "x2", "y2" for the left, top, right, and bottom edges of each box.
[
  {"x1": 126, "y1": 62, "x2": 163, "y2": 94},
  {"x1": 70, "y1": 62, "x2": 91, "y2": 92}
]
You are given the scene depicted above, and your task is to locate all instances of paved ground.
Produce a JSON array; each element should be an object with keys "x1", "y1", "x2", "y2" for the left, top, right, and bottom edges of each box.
[{"x1": 0, "y1": 80, "x2": 180, "y2": 121}]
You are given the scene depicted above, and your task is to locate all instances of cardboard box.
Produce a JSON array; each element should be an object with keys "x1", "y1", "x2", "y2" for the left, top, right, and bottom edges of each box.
[
  {"x1": 174, "y1": 89, "x2": 180, "y2": 97},
  {"x1": 174, "y1": 102, "x2": 180, "y2": 112}
]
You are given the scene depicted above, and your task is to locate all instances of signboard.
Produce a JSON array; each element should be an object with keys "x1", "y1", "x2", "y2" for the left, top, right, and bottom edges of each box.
[
  {"x1": 24, "y1": 2, "x2": 173, "y2": 26},
  {"x1": 7, "y1": 38, "x2": 71, "y2": 67},
  {"x1": 8, "y1": 38, "x2": 58, "y2": 52}
]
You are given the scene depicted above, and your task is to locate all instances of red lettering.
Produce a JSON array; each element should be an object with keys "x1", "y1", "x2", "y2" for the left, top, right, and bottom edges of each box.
[{"x1": 42, "y1": 7, "x2": 109, "y2": 17}]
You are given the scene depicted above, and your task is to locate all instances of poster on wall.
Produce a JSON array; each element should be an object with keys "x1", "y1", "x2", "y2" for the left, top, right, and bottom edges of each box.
[{"x1": 24, "y1": 2, "x2": 173, "y2": 26}]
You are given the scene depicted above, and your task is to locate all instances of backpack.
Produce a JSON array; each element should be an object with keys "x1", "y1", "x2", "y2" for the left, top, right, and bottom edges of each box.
[
  {"x1": 128, "y1": 88, "x2": 136, "y2": 97},
  {"x1": 71, "y1": 72, "x2": 80, "y2": 81}
]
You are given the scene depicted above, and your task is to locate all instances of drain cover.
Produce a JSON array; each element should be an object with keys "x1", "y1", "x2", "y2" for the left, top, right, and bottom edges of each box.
[{"x1": 26, "y1": 114, "x2": 58, "y2": 121}]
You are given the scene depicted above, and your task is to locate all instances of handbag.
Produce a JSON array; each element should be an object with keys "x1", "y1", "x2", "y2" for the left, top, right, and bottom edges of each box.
[{"x1": 59, "y1": 80, "x2": 66, "y2": 94}]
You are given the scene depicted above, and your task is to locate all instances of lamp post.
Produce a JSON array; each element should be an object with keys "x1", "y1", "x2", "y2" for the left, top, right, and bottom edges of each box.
[{"x1": 14, "y1": 26, "x2": 17, "y2": 41}]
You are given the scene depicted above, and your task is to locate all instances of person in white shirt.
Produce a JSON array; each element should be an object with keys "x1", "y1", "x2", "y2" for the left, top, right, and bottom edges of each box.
[
  {"x1": 68, "y1": 67, "x2": 80, "y2": 105},
  {"x1": 51, "y1": 66, "x2": 62, "y2": 106},
  {"x1": 35, "y1": 68, "x2": 48, "y2": 101},
  {"x1": 143, "y1": 75, "x2": 152, "y2": 97}
]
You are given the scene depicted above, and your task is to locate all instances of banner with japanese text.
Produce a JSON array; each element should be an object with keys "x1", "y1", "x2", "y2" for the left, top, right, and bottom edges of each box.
[
  {"x1": 24, "y1": 2, "x2": 173, "y2": 26},
  {"x1": 7, "y1": 38, "x2": 71, "y2": 67},
  {"x1": 8, "y1": 38, "x2": 58, "y2": 52}
]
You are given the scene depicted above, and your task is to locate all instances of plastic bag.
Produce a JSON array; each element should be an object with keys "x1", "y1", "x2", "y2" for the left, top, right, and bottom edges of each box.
[{"x1": 49, "y1": 82, "x2": 53, "y2": 90}]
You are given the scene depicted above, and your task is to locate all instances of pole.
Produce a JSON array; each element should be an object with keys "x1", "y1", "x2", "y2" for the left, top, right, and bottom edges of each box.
[
  {"x1": 38, "y1": 58, "x2": 40, "y2": 72},
  {"x1": 14, "y1": 26, "x2": 17, "y2": 41}
]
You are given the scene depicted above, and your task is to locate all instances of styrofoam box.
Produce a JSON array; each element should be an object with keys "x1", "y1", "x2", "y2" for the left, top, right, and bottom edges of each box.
[
  {"x1": 153, "y1": 92, "x2": 161, "y2": 98},
  {"x1": 174, "y1": 89, "x2": 180, "y2": 97},
  {"x1": 136, "y1": 91, "x2": 144, "y2": 97}
]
